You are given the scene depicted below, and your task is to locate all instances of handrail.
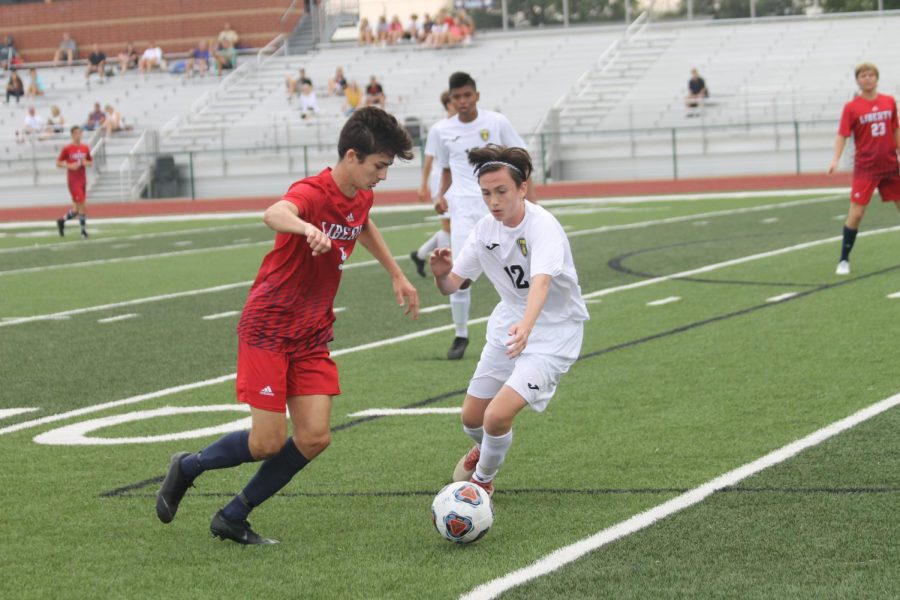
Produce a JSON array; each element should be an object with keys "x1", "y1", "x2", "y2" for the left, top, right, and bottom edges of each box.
[{"x1": 281, "y1": 0, "x2": 300, "y2": 22}]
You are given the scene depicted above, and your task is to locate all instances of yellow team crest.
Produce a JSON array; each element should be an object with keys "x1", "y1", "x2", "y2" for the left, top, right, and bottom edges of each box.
[
  {"x1": 517, "y1": 238, "x2": 528, "y2": 257},
  {"x1": 479, "y1": 129, "x2": 490, "y2": 141}
]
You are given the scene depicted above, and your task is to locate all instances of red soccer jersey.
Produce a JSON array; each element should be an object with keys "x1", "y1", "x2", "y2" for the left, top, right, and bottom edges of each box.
[
  {"x1": 58, "y1": 143, "x2": 92, "y2": 190},
  {"x1": 237, "y1": 168, "x2": 373, "y2": 353},
  {"x1": 838, "y1": 93, "x2": 899, "y2": 177}
]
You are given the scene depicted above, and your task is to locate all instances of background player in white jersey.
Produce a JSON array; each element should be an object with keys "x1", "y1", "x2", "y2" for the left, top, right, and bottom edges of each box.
[
  {"x1": 430, "y1": 145, "x2": 587, "y2": 496},
  {"x1": 435, "y1": 72, "x2": 534, "y2": 360},
  {"x1": 409, "y1": 90, "x2": 455, "y2": 278}
]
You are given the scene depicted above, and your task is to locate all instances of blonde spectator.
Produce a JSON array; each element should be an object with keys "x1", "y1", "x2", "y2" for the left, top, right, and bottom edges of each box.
[
  {"x1": 26, "y1": 68, "x2": 44, "y2": 98},
  {"x1": 46, "y1": 105, "x2": 65, "y2": 135},
  {"x1": 218, "y1": 22, "x2": 240, "y2": 49},
  {"x1": 376, "y1": 16, "x2": 389, "y2": 44},
  {"x1": 326, "y1": 67, "x2": 347, "y2": 96},
  {"x1": 139, "y1": 42, "x2": 163, "y2": 74},
  {"x1": 102, "y1": 104, "x2": 125, "y2": 137},
  {"x1": 358, "y1": 18, "x2": 374, "y2": 45},
  {"x1": 343, "y1": 80, "x2": 362, "y2": 115},
  {"x1": 387, "y1": 16, "x2": 404, "y2": 45}
]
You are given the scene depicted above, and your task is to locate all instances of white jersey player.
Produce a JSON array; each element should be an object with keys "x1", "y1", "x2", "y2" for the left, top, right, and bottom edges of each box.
[
  {"x1": 430, "y1": 144, "x2": 587, "y2": 497},
  {"x1": 434, "y1": 71, "x2": 534, "y2": 360}
]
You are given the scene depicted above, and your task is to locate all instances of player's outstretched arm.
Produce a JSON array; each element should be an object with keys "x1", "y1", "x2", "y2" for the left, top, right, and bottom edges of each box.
[
  {"x1": 506, "y1": 274, "x2": 551, "y2": 358},
  {"x1": 418, "y1": 154, "x2": 434, "y2": 202},
  {"x1": 828, "y1": 136, "x2": 847, "y2": 174},
  {"x1": 359, "y1": 220, "x2": 419, "y2": 319},
  {"x1": 430, "y1": 248, "x2": 467, "y2": 295},
  {"x1": 263, "y1": 199, "x2": 331, "y2": 256}
]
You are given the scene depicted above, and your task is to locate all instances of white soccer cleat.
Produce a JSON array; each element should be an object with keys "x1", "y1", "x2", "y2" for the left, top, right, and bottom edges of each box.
[
  {"x1": 835, "y1": 260, "x2": 850, "y2": 276},
  {"x1": 452, "y1": 445, "x2": 480, "y2": 482}
]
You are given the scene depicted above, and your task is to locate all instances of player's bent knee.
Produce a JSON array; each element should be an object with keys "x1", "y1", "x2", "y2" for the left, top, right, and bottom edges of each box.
[
  {"x1": 294, "y1": 431, "x2": 331, "y2": 459},
  {"x1": 248, "y1": 434, "x2": 284, "y2": 460},
  {"x1": 482, "y1": 411, "x2": 513, "y2": 436}
]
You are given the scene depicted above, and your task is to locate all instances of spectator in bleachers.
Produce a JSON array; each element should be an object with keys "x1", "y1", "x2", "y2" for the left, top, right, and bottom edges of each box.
[
  {"x1": 218, "y1": 22, "x2": 240, "y2": 50},
  {"x1": 376, "y1": 16, "x2": 389, "y2": 45},
  {"x1": 187, "y1": 40, "x2": 210, "y2": 76},
  {"x1": 46, "y1": 105, "x2": 65, "y2": 135},
  {"x1": 102, "y1": 104, "x2": 128, "y2": 136},
  {"x1": 17, "y1": 106, "x2": 44, "y2": 143},
  {"x1": 117, "y1": 42, "x2": 139, "y2": 73},
  {"x1": 403, "y1": 14, "x2": 421, "y2": 42},
  {"x1": 139, "y1": 42, "x2": 164, "y2": 75},
  {"x1": 685, "y1": 68, "x2": 708, "y2": 116},
  {"x1": 358, "y1": 18, "x2": 374, "y2": 45},
  {"x1": 424, "y1": 10, "x2": 450, "y2": 48},
  {"x1": 26, "y1": 68, "x2": 44, "y2": 98},
  {"x1": 343, "y1": 80, "x2": 361, "y2": 115},
  {"x1": 299, "y1": 85, "x2": 318, "y2": 119},
  {"x1": 5, "y1": 69, "x2": 24, "y2": 104},
  {"x1": 84, "y1": 102, "x2": 105, "y2": 131},
  {"x1": 53, "y1": 33, "x2": 77, "y2": 67},
  {"x1": 213, "y1": 39, "x2": 237, "y2": 74},
  {"x1": 1, "y1": 35, "x2": 17, "y2": 70},
  {"x1": 420, "y1": 14, "x2": 435, "y2": 42},
  {"x1": 365, "y1": 75, "x2": 385, "y2": 108},
  {"x1": 326, "y1": 67, "x2": 347, "y2": 96},
  {"x1": 286, "y1": 68, "x2": 312, "y2": 100},
  {"x1": 387, "y1": 16, "x2": 404, "y2": 45},
  {"x1": 456, "y1": 9, "x2": 475, "y2": 39},
  {"x1": 85, "y1": 43, "x2": 107, "y2": 85}
]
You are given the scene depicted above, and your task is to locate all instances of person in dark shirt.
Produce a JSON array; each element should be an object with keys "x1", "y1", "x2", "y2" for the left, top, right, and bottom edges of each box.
[
  {"x1": 686, "y1": 68, "x2": 708, "y2": 116},
  {"x1": 85, "y1": 44, "x2": 107, "y2": 84},
  {"x1": 365, "y1": 75, "x2": 385, "y2": 108}
]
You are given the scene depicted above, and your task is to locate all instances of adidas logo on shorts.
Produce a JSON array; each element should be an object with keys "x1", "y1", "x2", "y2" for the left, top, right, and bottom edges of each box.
[{"x1": 259, "y1": 386, "x2": 275, "y2": 396}]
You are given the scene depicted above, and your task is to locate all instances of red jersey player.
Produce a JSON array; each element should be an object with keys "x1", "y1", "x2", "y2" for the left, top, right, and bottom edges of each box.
[
  {"x1": 55, "y1": 125, "x2": 93, "y2": 239},
  {"x1": 156, "y1": 108, "x2": 420, "y2": 544},
  {"x1": 828, "y1": 62, "x2": 900, "y2": 275}
]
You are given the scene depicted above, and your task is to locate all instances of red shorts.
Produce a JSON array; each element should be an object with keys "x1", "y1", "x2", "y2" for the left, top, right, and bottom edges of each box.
[
  {"x1": 235, "y1": 339, "x2": 340, "y2": 413},
  {"x1": 850, "y1": 173, "x2": 900, "y2": 205},
  {"x1": 68, "y1": 183, "x2": 86, "y2": 203}
]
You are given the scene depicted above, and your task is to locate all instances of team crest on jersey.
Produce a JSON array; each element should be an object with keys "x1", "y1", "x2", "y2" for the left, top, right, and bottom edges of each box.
[
  {"x1": 517, "y1": 238, "x2": 528, "y2": 257},
  {"x1": 479, "y1": 129, "x2": 489, "y2": 141}
]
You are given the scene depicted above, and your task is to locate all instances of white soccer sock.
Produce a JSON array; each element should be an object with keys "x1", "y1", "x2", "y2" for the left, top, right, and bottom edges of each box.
[
  {"x1": 416, "y1": 230, "x2": 441, "y2": 261},
  {"x1": 436, "y1": 229, "x2": 450, "y2": 248},
  {"x1": 450, "y1": 288, "x2": 470, "y2": 338},
  {"x1": 474, "y1": 430, "x2": 513, "y2": 483},
  {"x1": 463, "y1": 424, "x2": 483, "y2": 446}
]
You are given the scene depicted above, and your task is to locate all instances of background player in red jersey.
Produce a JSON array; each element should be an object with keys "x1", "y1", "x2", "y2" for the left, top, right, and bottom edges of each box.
[
  {"x1": 828, "y1": 62, "x2": 900, "y2": 275},
  {"x1": 156, "y1": 107, "x2": 419, "y2": 545},
  {"x1": 55, "y1": 125, "x2": 93, "y2": 239}
]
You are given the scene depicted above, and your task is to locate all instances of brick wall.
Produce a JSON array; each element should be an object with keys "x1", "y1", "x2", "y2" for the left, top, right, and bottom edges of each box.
[{"x1": 1, "y1": 0, "x2": 303, "y2": 61}]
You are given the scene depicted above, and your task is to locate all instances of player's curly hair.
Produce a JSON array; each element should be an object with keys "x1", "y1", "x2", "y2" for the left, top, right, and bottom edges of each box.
[
  {"x1": 467, "y1": 144, "x2": 532, "y2": 187},
  {"x1": 338, "y1": 107, "x2": 413, "y2": 161}
]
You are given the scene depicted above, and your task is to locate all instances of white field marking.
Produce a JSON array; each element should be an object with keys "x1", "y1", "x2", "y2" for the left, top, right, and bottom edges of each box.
[
  {"x1": 568, "y1": 195, "x2": 842, "y2": 239},
  {"x1": 0, "y1": 240, "x2": 270, "y2": 277},
  {"x1": 692, "y1": 221, "x2": 709, "y2": 226},
  {"x1": 585, "y1": 299, "x2": 602, "y2": 304},
  {"x1": 550, "y1": 207, "x2": 654, "y2": 216},
  {"x1": 6, "y1": 224, "x2": 900, "y2": 437},
  {"x1": 460, "y1": 391, "x2": 900, "y2": 600},
  {"x1": 110, "y1": 243, "x2": 133, "y2": 249},
  {"x1": 887, "y1": 291, "x2": 900, "y2": 299},
  {"x1": 761, "y1": 217, "x2": 779, "y2": 224},
  {"x1": 0, "y1": 408, "x2": 39, "y2": 420},
  {"x1": 646, "y1": 296, "x2": 681, "y2": 307},
  {"x1": 334, "y1": 307, "x2": 347, "y2": 313},
  {"x1": 834, "y1": 214, "x2": 847, "y2": 220},
  {"x1": 3, "y1": 315, "x2": 69, "y2": 321},
  {"x1": 767, "y1": 292, "x2": 799, "y2": 303},
  {"x1": 0, "y1": 223, "x2": 263, "y2": 254},
  {"x1": 232, "y1": 238, "x2": 252, "y2": 244},
  {"x1": 0, "y1": 254, "x2": 400, "y2": 328},
  {"x1": 201, "y1": 310, "x2": 240, "y2": 320},
  {"x1": 173, "y1": 240, "x2": 193, "y2": 247},
  {"x1": 33, "y1": 405, "x2": 251, "y2": 445},
  {"x1": 419, "y1": 304, "x2": 451, "y2": 314},
  {"x1": 581, "y1": 224, "x2": 900, "y2": 301},
  {"x1": 347, "y1": 407, "x2": 463, "y2": 417},
  {"x1": 97, "y1": 313, "x2": 138, "y2": 324}
]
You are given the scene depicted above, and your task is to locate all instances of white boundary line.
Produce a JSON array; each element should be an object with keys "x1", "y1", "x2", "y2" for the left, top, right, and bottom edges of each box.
[
  {"x1": 347, "y1": 408, "x2": 463, "y2": 417},
  {"x1": 97, "y1": 313, "x2": 138, "y2": 324},
  {"x1": 460, "y1": 391, "x2": 900, "y2": 600},
  {"x1": 646, "y1": 296, "x2": 680, "y2": 306}
]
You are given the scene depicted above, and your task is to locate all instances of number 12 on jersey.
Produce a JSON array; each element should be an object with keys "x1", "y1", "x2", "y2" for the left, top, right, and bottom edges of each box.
[{"x1": 503, "y1": 265, "x2": 530, "y2": 289}]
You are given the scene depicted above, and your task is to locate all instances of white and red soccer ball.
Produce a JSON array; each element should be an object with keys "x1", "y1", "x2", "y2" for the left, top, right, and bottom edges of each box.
[{"x1": 431, "y1": 481, "x2": 494, "y2": 544}]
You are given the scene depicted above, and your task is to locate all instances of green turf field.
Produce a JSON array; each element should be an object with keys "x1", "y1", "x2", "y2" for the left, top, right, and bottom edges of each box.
[{"x1": 1, "y1": 191, "x2": 898, "y2": 599}]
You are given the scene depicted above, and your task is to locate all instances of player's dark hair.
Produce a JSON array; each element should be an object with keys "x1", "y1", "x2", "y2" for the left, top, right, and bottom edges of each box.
[
  {"x1": 440, "y1": 90, "x2": 451, "y2": 109},
  {"x1": 338, "y1": 107, "x2": 413, "y2": 161},
  {"x1": 448, "y1": 71, "x2": 476, "y2": 92},
  {"x1": 468, "y1": 144, "x2": 532, "y2": 187},
  {"x1": 70, "y1": 125, "x2": 81, "y2": 134}
]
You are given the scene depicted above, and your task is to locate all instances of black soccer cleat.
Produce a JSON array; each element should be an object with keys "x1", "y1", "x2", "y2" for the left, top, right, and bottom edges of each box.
[
  {"x1": 447, "y1": 336, "x2": 469, "y2": 360},
  {"x1": 210, "y1": 511, "x2": 279, "y2": 545},
  {"x1": 409, "y1": 251, "x2": 426, "y2": 278},
  {"x1": 155, "y1": 451, "x2": 193, "y2": 524},
  {"x1": 80, "y1": 230, "x2": 89, "y2": 240},
  {"x1": 56, "y1": 219, "x2": 65, "y2": 237}
]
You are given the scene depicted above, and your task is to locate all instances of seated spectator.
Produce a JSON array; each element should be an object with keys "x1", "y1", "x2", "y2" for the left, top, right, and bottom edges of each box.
[
  {"x1": 85, "y1": 43, "x2": 107, "y2": 84},
  {"x1": 187, "y1": 40, "x2": 210, "y2": 76},
  {"x1": 365, "y1": 75, "x2": 385, "y2": 108},
  {"x1": 1, "y1": 35, "x2": 17, "y2": 70},
  {"x1": 404, "y1": 14, "x2": 421, "y2": 42},
  {"x1": 84, "y1": 102, "x2": 106, "y2": 131},
  {"x1": 424, "y1": 10, "x2": 450, "y2": 48},
  {"x1": 420, "y1": 14, "x2": 435, "y2": 42},
  {"x1": 387, "y1": 16, "x2": 404, "y2": 45},
  {"x1": 139, "y1": 42, "x2": 163, "y2": 74},
  {"x1": 5, "y1": 70, "x2": 24, "y2": 104},
  {"x1": 117, "y1": 42, "x2": 139, "y2": 73},
  {"x1": 102, "y1": 104, "x2": 129, "y2": 136},
  {"x1": 17, "y1": 106, "x2": 44, "y2": 143},
  {"x1": 53, "y1": 33, "x2": 77, "y2": 67},
  {"x1": 218, "y1": 22, "x2": 240, "y2": 50},
  {"x1": 45, "y1": 105, "x2": 65, "y2": 135},
  {"x1": 327, "y1": 66, "x2": 347, "y2": 96},
  {"x1": 456, "y1": 9, "x2": 475, "y2": 39},
  {"x1": 212, "y1": 39, "x2": 237, "y2": 74},
  {"x1": 286, "y1": 68, "x2": 312, "y2": 99},
  {"x1": 299, "y1": 86, "x2": 318, "y2": 119},
  {"x1": 343, "y1": 80, "x2": 362, "y2": 115},
  {"x1": 685, "y1": 68, "x2": 708, "y2": 116},
  {"x1": 358, "y1": 18, "x2": 374, "y2": 45},
  {"x1": 376, "y1": 16, "x2": 389, "y2": 45},
  {"x1": 26, "y1": 68, "x2": 44, "y2": 98}
]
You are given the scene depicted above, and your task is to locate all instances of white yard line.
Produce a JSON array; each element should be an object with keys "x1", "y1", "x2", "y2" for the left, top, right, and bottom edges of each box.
[
  {"x1": 97, "y1": 313, "x2": 137, "y2": 324},
  {"x1": 419, "y1": 304, "x2": 452, "y2": 314},
  {"x1": 460, "y1": 391, "x2": 900, "y2": 600},
  {"x1": 347, "y1": 408, "x2": 462, "y2": 417},
  {"x1": 767, "y1": 292, "x2": 799, "y2": 303},
  {"x1": 0, "y1": 408, "x2": 39, "y2": 420},
  {"x1": 887, "y1": 292, "x2": 900, "y2": 299},
  {"x1": 646, "y1": 296, "x2": 680, "y2": 307},
  {"x1": 201, "y1": 311, "x2": 241, "y2": 321}
]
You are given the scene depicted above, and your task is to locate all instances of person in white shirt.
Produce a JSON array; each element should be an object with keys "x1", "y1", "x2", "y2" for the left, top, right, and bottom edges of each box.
[
  {"x1": 139, "y1": 42, "x2": 163, "y2": 74},
  {"x1": 434, "y1": 71, "x2": 534, "y2": 360},
  {"x1": 430, "y1": 144, "x2": 588, "y2": 497},
  {"x1": 18, "y1": 106, "x2": 45, "y2": 142},
  {"x1": 299, "y1": 83, "x2": 318, "y2": 119}
]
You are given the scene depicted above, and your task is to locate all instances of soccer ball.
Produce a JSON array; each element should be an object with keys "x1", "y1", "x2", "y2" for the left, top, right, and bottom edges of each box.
[{"x1": 431, "y1": 481, "x2": 494, "y2": 544}]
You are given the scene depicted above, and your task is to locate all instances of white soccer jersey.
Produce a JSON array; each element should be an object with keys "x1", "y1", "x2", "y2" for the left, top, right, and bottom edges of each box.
[
  {"x1": 423, "y1": 119, "x2": 445, "y2": 199},
  {"x1": 452, "y1": 202, "x2": 589, "y2": 356},
  {"x1": 434, "y1": 109, "x2": 527, "y2": 212}
]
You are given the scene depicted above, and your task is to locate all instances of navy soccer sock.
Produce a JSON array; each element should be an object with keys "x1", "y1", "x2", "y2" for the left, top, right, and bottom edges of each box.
[
  {"x1": 221, "y1": 438, "x2": 310, "y2": 522},
  {"x1": 180, "y1": 430, "x2": 253, "y2": 481},
  {"x1": 63, "y1": 209, "x2": 77, "y2": 220},
  {"x1": 840, "y1": 225, "x2": 858, "y2": 262},
  {"x1": 78, "y1": 214, "x2": 86, "y2": 234}
]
